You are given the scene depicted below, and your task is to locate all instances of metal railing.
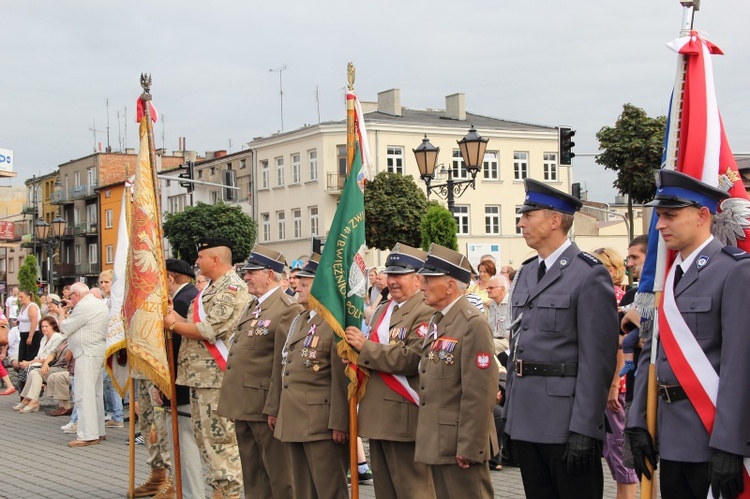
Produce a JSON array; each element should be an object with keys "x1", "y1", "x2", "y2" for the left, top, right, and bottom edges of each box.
[{"x1": 326, "y1": 172, "x2": 346, "y2": 192}]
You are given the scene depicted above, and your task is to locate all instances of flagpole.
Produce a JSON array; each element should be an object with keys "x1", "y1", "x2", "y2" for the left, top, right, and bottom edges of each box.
[
  {"x1": 140, "y1": 74, "x2": 183, "y2": 498},
  {"x1": 345, "y1": 62, "x2": 360, "y2": 499},
  {"x1": 641, "y1": 3, "x2": 699, "y2": 498}
]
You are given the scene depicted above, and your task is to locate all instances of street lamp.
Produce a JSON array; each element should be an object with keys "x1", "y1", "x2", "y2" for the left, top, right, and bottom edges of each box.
[
  {"x1": 413, "y1": 125, "x2": 489, "y2": 212},
  {"x1": 34, "y1": 213, "x2": 67, "y2": 292}
]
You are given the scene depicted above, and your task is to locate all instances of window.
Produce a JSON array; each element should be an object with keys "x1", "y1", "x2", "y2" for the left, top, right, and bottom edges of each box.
[
  {"x1": 88, "y1": 167, "x2": 96, "y2": 186},
  {"x1": 452, "y1": 150, "x2": 468, "y2": 179},
  {"x1": 261, "y1": 213, "x2": 271, "y2": 242},
  {"x1": 8, "y1": 258, "x2": 14, "y2": 273},
  {"x1": 86, "y1": 203, "x2": 97, "y2": 225},
  {"x1": 223, "y1": 169, "x2": 237, "y2": 201},
  {"x1": 210, "y1": 191, "x2": 218, "y2": 204},
  {"x1": 106, "y1": 245, "x2": 114, "y2": 264},
  {"x1": 515, "y1": 206, "x2": 523, "y2": 235},
  {"x1": 240, "y1": 159, "x2": 247, "y2": 169},
  {"x1": 292, "y1": 154, "x2": 301, "y2": 184},
  {"x1": 454, "y1": 205, "x2": 469, "y2": 235},
  {"x1": 387, "y1": 146, "x2": 404, "y2": 174},
  {"x1": 75, "y1": 244, "x2": 82, "y2": 264},
  {"x1": 88, "y1": 243, "x2": 98, "y2": 264},
  {"x1": 168, "y1": 194, "x2": 186, "y2": 213},
  {"x1": 261, "y1": 161, "x2": 269, "y2": 189},
  {"x1": 482, "y1": 151, "x2": 499, "y2": 180},
  {"x1": 514, "y1": 152, "x2": 528, "y2": 180},
  {"x1": 74, "y1": 171, "x2": 81, "y2": 186},
  {"x1": 292, "y1": 209, "x2": 302, "y2": 238},
  {"x1": 197, "y1": 169, "x2": 203, "y2": 179},
  {"x1": 309, "y1": 206, "x2": 319, "y2": 237},
  {"x1": 210, "y1": 166, "x2": 216, "y2": 176},
  {"x1": 337, "y1": 145, "x2": 347, "y2": 175},
  {"x1": 277, "y1": 211, "x2": 286, "y2": 240},
  {"x1": 105, "y1": 209, "x2": 114, "y2": 229},
  {"x1": 276, "y1": 157, "x2": 284, "y2": 186},
  {"x1": 544, "y1": 153, "x2": 558, "y2": 181},
  {"x1": 485, "y1": 205, "x2": 500, "y2": 234},
  {"x1": 308, "y1": 150, "x2": 318, "y2": 181}
]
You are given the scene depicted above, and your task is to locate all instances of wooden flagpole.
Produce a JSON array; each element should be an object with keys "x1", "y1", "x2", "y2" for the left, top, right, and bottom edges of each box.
[
  {"x1": 345, "y1": 61, "x2": 360, "y2": 499},
  {"x1": 140, "y1": 74, "x2": 183, "y2": 498},
  {"x1": 641, "y1": 3, "x2": 698, "y2": 497}
]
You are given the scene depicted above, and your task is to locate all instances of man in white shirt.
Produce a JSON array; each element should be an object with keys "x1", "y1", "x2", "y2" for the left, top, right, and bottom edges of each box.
[{"x1": 6, "y1": 286, "x2": 18, "y2": 323}]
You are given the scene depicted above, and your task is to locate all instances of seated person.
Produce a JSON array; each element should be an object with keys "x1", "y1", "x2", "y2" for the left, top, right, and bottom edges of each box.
[{"x1": 13, "y1": 317, "x2": 64, "y2": 412}]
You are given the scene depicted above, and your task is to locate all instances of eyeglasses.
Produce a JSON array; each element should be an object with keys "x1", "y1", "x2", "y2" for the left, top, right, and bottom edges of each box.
[{"x1": 486, "y1": 286, "x2": 503, "y2": 291}]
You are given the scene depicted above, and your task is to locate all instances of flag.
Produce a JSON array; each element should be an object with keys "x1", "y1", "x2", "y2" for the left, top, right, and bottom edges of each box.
[
  {"x1": 309, "y1": 141, "x2": 371, "y2": 401},
  {"x1": 640, "y1": 30, "x2": 750, "y2": 494},
  {"x1": 123, "y1": 101, "x2": 171, "y2": 398},
  {"x1": 104, "y1": 179, "x2": 133, "y2": 397}
]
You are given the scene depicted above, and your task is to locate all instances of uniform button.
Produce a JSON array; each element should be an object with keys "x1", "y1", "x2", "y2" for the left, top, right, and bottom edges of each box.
[
  {"x1": 518, "y1": 347, "x2": 524, "y2": 353},
  {"x1": 289, "y1": 346, "x2": 294, "y2": 351},
  {"x1": 227, "y1": 366, "x2": 231, "y2": 369},
  {"x1": 598, "y1": 423, "x2": 603, "y2": 429},
  {"x1": 364, "y1": 360, "x2": 370, "y2": 365},
  {"x1": 284, "y1": 385, "x2": 288, "y2": 389},
  {"x1": 479, "y1": 450, "x2": 484, "y2": 454},
  {"x1": 229, "y1": 352, "x2": 233, "y2": 356},
  {"x1": 551, "y1": 301, "x2": 555, "y2": 306},
  {"x1": 324, "y1": 399, "x2": 328, "y2": 403},
  {"x1": 529, "y1": 303, "x2": 534, "y2": 309},
  {"x1": 285, "y1": 372, "x2": 289, "y2": 376},
  {"x1": 421, "y1": 369, "x2": 426, "y2": 374},
  {"x1": 421, "y1": 385, "x2": 425, "y2": 390},
  {"x1": 690, "y1": 303, "x2": 696, "y2": 310},
  {"x1": 421, "y1": 402, "x2": 426, "y2": 406},
  {"x1": 523, "y1": 326, "x2": 528, "y2": 331}
]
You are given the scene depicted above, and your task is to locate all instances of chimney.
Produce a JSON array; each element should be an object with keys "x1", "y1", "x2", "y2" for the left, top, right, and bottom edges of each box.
[
  {"x1": 125, "y1": 148, "x2": 135, "y2": 154},
  {"x1": 359, "y1": 101, "x2": 377, "y2": 114},
  {"x1": 445, "y1": 93, "x2": 466, "y2": 121},
  {"x1": 214, "y1": 150, "x2": 227, "y2": 158},
  {"x1": 377, "y1": 89, "x2": 401, "y2": 116}
]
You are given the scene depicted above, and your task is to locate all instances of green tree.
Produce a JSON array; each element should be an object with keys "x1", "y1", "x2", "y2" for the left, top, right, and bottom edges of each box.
[
  {"x1": 596, "y1": 103, "x2": 667, "y2": 239},
  {"x1": 163, "y1": 202, "x2": 257, "y2": 265},
  {"x1": 364, "y1": 171, "x2": 428, "y2": 250},
  {"x1": 18, "y1": 254, "x2": 39, "y2": 302},
  {"x1": 420, "y1": 202, "x2": 458, "y2": 251}
]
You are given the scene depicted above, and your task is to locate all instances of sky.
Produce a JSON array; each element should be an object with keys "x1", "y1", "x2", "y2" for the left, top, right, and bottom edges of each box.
[{"x1": 2, "y1": 1, "x2": 748, "y2": 203}]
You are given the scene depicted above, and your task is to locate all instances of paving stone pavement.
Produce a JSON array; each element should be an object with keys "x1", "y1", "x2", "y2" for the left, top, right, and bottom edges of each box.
[{"x1": 0, "y1": 390, "x2": 637, "y2": 498}]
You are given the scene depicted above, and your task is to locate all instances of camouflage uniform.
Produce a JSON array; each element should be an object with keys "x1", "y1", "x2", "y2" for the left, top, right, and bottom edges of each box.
[
  {"x1": 136, "y1": 376, "x2": 171, "y2": 471},
  {"x1": 176, "y1": 269, "x2": 250, "y2": 498}
]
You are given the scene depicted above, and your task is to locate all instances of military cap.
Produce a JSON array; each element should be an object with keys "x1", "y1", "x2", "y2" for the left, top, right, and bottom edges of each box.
[
  {"x1": 645, "y1": 170, "x2": 729, "y2": 214},
  {"x1": 417, "y1": 243, "x2": 473, "y2": 284},
  {"x1": 196, "y1": 238, "x2": 234, "y2": 252},
  {"x1": 384, "y1": 243, "x2": 428, "y2": 274},
  {"x1": 518, "y1": 178, "x2": 583, "y2": 215},
  {"x1": 241, "y1": 244, "x2": 287, "y2": 273},
  {"x1": 166, "y1": 258, "x2": 196, "y2": 278},
  {"x1": 296, "y1": 253, "x2": 321, "y2": 278}
]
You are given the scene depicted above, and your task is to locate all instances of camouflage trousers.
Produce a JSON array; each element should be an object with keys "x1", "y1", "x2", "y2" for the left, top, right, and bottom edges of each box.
[
  {"x1": 137, "y1": 378, "x2": 171, "y2": 470},
  {"x1": 190, "y1": 387, "x2": 243, "y2": 497}
]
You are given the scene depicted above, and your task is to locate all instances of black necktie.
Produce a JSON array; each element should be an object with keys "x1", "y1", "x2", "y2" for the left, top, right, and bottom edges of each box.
[
  {"x1": 537, "y1": 261, "x2": 547, "y2": 283},
  {"x1": 674, "y1": 265, "x2": 684, "y2": 289}
]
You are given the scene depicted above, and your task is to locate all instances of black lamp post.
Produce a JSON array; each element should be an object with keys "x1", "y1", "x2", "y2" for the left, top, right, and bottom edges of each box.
[
  {"x1": 34, "y1": 212, "x2": 67, "y2": 292},
  {"x1": 412, "y1": 125, "x2": 489, "y2": 213}
]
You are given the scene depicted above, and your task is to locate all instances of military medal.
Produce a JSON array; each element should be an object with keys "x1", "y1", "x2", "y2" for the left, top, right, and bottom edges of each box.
[
  {"x1": 304, "y1": 360, "x2": 312, "y2": 368},
  {"x1": 308, "y1": 350, "x2": 317, "y2": 360},
  {"x1": 301, "y1": 348, "x2": 309, "y2": 357},
  {"x1": 427, "y1": 351, "x2": 436, "y2": 361},
  {"x1": 444, "y1": 354, "x2": 455, "y2": 365},
  {"x1": 312, "y1": 362, "x2": 320, "y2": 372}
]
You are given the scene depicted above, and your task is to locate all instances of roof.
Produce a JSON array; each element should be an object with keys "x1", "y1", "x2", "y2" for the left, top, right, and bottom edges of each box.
[{"x1": 736, "y1": 155, "x2": 750, "y2": 172}]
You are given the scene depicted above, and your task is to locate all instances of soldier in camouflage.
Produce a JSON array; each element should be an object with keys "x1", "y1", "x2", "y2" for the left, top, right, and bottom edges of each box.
[{"x1": 164, "y1": 239, "x2": 251, "y2": 499}]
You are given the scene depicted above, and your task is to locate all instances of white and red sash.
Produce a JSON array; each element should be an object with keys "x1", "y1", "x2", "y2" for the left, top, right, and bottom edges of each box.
[
  {"x1": 370, "y1": 300, "x2": 420, "y2": 406},
  {"x1": 192, "y1": 288, "x2": 229, "y2": 372},
  {"x1": 659, "y1": 264, "x2": 750, "y2": 491}
]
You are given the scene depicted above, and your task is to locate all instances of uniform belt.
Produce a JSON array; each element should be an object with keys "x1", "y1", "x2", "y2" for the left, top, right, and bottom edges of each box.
[
  {"x1": 513, "y1": 360, "x2": 577, "y2": 377},
  {"x1": 658, "y1": 384, "x2": 688, "y2": 403}
]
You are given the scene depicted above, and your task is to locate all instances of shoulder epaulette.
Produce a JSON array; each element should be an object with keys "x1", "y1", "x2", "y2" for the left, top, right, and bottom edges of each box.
[
  {"x1": 280, "y1": 293, "x2": 298, "y2": 306},
  {"x1": 722, "y1": 246, "x2": 750, "y2": 260},
  {"x1": 461, "y1": 305, "x2": 477, "y2": 319},
  {"x1": 521, "y1": 255, "x2": 536, "y2": 265},
  {"x1": 578, "y1": 252, "x2": 603, "y2": 267}
]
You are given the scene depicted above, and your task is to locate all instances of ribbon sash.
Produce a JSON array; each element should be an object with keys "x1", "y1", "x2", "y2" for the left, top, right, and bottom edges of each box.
[{"x1": 192, "y1": 287, "x2": 229, "y2": 372}]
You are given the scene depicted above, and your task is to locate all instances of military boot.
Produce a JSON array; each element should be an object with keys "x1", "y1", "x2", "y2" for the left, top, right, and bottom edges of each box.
[
  {"x1": 151, "y1": 480, "x2": 175, "y2": 499},
  {"x1": 133, "y1": 467, "x2": 169, "y2": 497}
]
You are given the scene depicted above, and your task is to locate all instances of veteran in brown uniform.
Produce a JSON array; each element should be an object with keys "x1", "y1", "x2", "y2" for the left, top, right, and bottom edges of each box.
[
  {"x1": 345, "y1": 243, "x2": 436, "y2": 499},
  {"x1": 163, "y1": 238, "x2": 250, "y2": 499},
  {"x1": 217, "y1": 245, "x2": 302, "y2": 499},
  {"x1": 415, "y1": 244, "x2": 498, "y2": 499},
  {"x1": 274, "y1": 254, "x2": 350, "y2": 499}
]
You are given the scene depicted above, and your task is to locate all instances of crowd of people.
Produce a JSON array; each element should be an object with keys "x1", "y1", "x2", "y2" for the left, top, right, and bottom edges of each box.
[{"x1": 1, "y1": 171, "x2": 746, "y2": 499}]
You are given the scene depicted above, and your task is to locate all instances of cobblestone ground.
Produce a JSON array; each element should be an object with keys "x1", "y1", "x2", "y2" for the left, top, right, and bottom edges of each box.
[{"x1": 0, "y1": 378, "x2": 635, "y2": 498}]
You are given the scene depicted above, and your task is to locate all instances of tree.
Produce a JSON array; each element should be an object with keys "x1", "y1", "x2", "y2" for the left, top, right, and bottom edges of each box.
[
  {"x1": 596, "y1": 103, "x2": 667, "y2": 239},
  {"x1": 18, "y1": 254, "x2": 39, "y2": 302},
  {"x1": 163, "y1": 202, "x2": 257, "y2": 265},
  {"x1": 364, "y1": 171, "x2": 428, "y2": 250},
  {"x1": 420, "y1": 202, "x2": 458, "y2": 251}
]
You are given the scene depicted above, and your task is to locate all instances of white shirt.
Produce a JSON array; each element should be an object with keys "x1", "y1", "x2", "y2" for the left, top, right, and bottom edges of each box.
[
  {"x1": 539, "y1": 238, "x2": 573, "y2": 271},
  {"x1": 5, "y1": 296, "x2": 18, "y2": 319},
  {"x1": 674, "y1": 235, "x2": 714, "y2": 273}
]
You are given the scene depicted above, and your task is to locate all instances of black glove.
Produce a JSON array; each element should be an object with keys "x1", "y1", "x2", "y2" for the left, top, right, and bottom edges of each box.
[
  {"x1": 561, "y1": 432, "x2": 600, "y2": 475},
  {"x1": 709, "y1": 450, "x2": 744, "y2": 499},
  {"x1": 624, "y1": 427, "x2": 657, "y2": 480}
]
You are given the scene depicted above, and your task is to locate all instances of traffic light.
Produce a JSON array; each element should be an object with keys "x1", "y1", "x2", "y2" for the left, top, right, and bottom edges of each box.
[
  {"x1": 559, "y1": 127, "x2": 576, "y2": 166},
  {"x1": 178, "y1": 161, "x2": 195, "y2": 193}
]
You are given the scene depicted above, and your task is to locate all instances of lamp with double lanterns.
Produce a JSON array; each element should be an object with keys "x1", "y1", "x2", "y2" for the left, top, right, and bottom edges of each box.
[
  {"x1": 34, "y1": 212, "x2": 67, "y2": 292},
  {"x1": 413, "y1": 125, "x2": 489, "y2": 213}
]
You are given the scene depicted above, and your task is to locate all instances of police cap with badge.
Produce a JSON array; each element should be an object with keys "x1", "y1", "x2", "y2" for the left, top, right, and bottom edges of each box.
[
  {"x1": 384, "y1": 243, "x2": 428, "y2": 275},
  {"x1": 296, "y1": 253, "x2": 321, "y2": 278},
  {"x1": 645, "y1": 170, "x2": 729, "y2": 213},
  {"x1": 518, "y1": 178, "x2": 583, "y2": 214},
  {"x1": 417, "y1": 243, "x2": 473, "y2": 284},
  {"x1": 241, "y1": 244, "x2": 287, "y2": 273},
  {"x1": 166, "y1": 258, "x2": 196, "y2": 279}
]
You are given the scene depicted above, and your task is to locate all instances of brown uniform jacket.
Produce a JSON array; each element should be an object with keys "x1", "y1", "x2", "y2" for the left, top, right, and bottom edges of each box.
[
  {"x1": 274, "y1": 310, "x2": 349, "y2": 442},
  {"x1": 218, "y1": 286, "x2": 303, "y2": 422},
  {"x1": 414, "y1": 295, "x2": 499, "y2": 465},
  {"x1": 176, "y1": 269, "x2": 250, "y2": 389},
  {"x1": 357, "y1": 291, "x2": 434, "y2": 441}
]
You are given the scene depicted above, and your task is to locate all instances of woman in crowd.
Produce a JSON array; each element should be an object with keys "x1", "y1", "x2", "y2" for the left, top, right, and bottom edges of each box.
[
  {"x1": 468, "y1": 259, "x2": 496, "y2": 308},
  {"x1": 14, "y1": 315, "x2": 65, "y2": 413},
  {"x1": 592, "y1": 247, "x2": 637, "y2": 499},
  {"x1": 17, "y1": 289, "x2": 41, "y2": 362}
]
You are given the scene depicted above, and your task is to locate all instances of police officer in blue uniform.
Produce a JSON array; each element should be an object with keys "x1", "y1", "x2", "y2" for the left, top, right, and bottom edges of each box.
[{"x1": 504, "y1": 178, "x2": 619, "y2": 499}]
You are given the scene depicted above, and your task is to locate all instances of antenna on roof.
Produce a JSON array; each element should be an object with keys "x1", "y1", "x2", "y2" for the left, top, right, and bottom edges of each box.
[
  {"x1": 105, "y1": 98, "x2": 112, "y2": 153},
  {"x1": 89, "y1": 120, "x2": 103, "y2": 153}
]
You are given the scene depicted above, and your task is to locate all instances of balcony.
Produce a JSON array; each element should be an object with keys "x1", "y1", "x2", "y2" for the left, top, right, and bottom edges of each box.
[
  {"x1": 72, "y1": 223, "x2": 98, "y2": 237},
  {"x1": 75, "y1": 262, "x2": 101, "y2": 275},
  {"x1": 50, "y1": 190, "x2": 74, "y2": 204},
  {"x1": 21, "y1": 204, "x2": 37, "y2": 215},
  {"x1": 326, "y1": 172, "x2": 346, "y2": 195},
  {"x1": 0, "y1": 271, "x2": 6, "y2": 283},
  {"x1": 71, "y1": 182, "x2": 98, "y2": 200},
  {"x1": 53, "y1": 263, "x2": 76, "y2": 277}
]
